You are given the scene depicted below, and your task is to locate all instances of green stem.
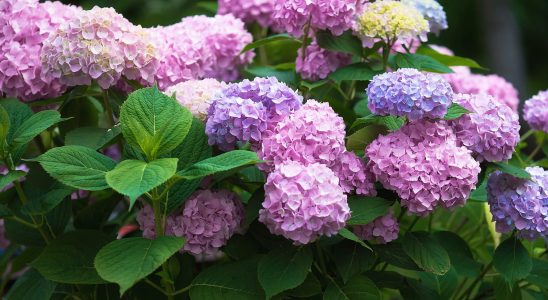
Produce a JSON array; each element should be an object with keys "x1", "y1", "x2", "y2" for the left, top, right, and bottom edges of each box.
[
  {"x1": 102, "y1": 90, "x2": 116, "y2": 127},
  {"x1": 170, "y1": 285, "x2": 191, "y2": 296},
  {"x1": 144, "y1": 278, "x2": 168, "y2": 296},
  {"x1": 382, "y1": 38, "x2": 393, "y2": 71},
  {"x1": 151, "y1": 189, "x2": 175, "y2": 300},
  {"x1": 300, "y1": 16, "x2": 313, "y2": 64},
  {"x1": 527, "y1": 135, "x2": 545, "y2": 161},
  {"x1": 315, "y1": 243, "x2": 328, "y2": 276},
  {"x1": 406, "y1": 216, "x2": 420, "y2": 233},
  {"x1": 520, "y1": 129, "x2": 535, "y2": 142},
  {"x1": 460, "y1": 262, "x2": 493, "y2": 300},
  {"x1": 8, "y1": 215, "x2": 42, "y2": 228},
  {"x1": 13, "y1": 181, "x2": 51, "y2": 243}
]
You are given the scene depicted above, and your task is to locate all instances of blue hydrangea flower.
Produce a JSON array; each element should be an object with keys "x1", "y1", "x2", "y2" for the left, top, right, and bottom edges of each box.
[{"x1": 402, "y1": 0, "x2": 448, "y2": 34}]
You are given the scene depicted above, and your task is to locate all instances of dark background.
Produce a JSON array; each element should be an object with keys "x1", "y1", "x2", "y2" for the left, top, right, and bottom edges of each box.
[{"x1": 60, "y1": 0, "x2": 548, "y2": 104}]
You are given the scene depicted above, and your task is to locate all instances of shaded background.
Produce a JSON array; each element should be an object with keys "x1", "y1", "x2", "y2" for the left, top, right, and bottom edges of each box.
[{"x1": 60, "y1": 0, "x2": 548, "y2": 106}]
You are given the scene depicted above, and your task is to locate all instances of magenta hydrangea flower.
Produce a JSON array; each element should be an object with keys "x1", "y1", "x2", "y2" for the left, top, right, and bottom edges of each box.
[
  {"x1": 259, "y1": 100, "x2": 346, "y2": 172},
  {"x1": 41, "y1": 6, "x2": 159, "y2": 89},
  {"x1": 296, "y1": 40, "x2": 352, "y2": 81},
  {"x1": 366, "y1": 120, "x2": 480, "y2": 216},
  {"x1": 449, "y1": 93, "x2": 520, "y2": 162},
  {"x1": 206, "y1": 77, "x2": 303, "y2": 150},
  {"x1": 354, "y1": 210, "x2": 399, "y2": 244},
  {"x1": 259, "y1": 161, "x2": 350, "y2": 245},
  {"x1": 164, "y1": 79, "x2": 226, "y2": 121},
  {"x1": 445, "y1": 73, "x2": 519, "y2": 112},
  {"x1": 367, "y1": 68, "x2": 453, "y2": 121},
  {"x1": 487, "y1": 167, "x2": 548, "y2": 240},
  {"x1": 273, "y1": 0, "x2": 361, "y2": 37},
  {"x1": 329, "y1": 151, "x2": 377, "y2": 196},
  {"x1": 523, "y1": 90, "x2": 548, "y2": 133},
  {"x1": 218, "y1": 0, "x2": 278, "y2": 29},
  {"x1": 137, "y1": 189, "x2": 245, "y2": 257},
  {"x1": 0, "y1": 220, "x2": 9, "y2": 250},
  {"x1": 0, "y1": 0, "x2": 79, "y2": 101}
]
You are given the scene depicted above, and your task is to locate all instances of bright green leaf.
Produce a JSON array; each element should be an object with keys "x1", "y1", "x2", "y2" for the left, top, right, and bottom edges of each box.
[
  {"x1": 403, "y1": 231, "x2": 451, "y2": 275},
  {"x1": 329, "y1": 63, "x2": 379, "y2": 83},
  {"x1": 176, "y1": 150, "x2": 261, "y2": 180},
  {"x1": 347, "y1": 197, "x2": 393, "y2": 225},
  {"x1": 395, "y1": 53, "x2": 453, "y2": 73},
  {"x1": 316, "y1": 30, "x2": 363, "y2": 57},
  {"x1": 0, "y1": 170, "x2": 26, "y2": 191},
  {"x1": 0, "y1": 99, "x2": 33, "y2": 144},
  {"x1": 350, "y1": 114, "x2": 404, "y2": 132},
  {"x1": 241, "y1": 34, "x2": 298, "y2": 53},
  {"x1": 443, "y1": 103, "x2": 470, "y2": 120},
  {"x1": 491, "y1": 162, "x2": 531, "y2": 179},
  {"x1": 11, "y1": 110, "x2": 66, "y2": 149},
  {"x1": 339, "y1": 228, "x2": 372, "y2": 251},
  {"x1": 493, "y1": 237, "x2": 532, "y2": 283},
  {"x1": 5, "y1": 269, "x2": 56, "y2": 300}
]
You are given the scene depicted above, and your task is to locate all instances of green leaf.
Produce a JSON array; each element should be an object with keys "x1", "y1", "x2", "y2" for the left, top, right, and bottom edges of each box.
[
  {"x1": 0, "y1": 203, "x2": 12, "y2": 218},
  {"x1": 347, "y1": 197, "x2": 393, "y2": 225},
  {"x1": 32, "y1": 145, "x2": 116, "y2": 191},
  {"x1": 316, "y1": 30, "x2": 363, "y2": 57},
  {"x1": 65, "y1": 125, "x2": 121, "y2": 150},
  {"x1": 11, "y1": 110, "x2": 66, "y2": 149},
  {"x1": 432, "y1": 231, "x2": 481, "y2": 278},
  {"x1": 493, "y1": 276, "x2": 522, "y2": 300},
  {"x1": 286, "y1": 273, "x2": 321, "y2": 298},
  {"x1": 258, "y1": 245, "x2": 313, "y2": 299},
  {"x1": 493, "y1": 237, "x2": 532, "y2": 283},
  {"x1": 469, "y1": 180, "x2": 487, "y2": 202},
  {"x1": 443, "y1": 103, "x2": 470, "y2": 120},
  {"x1": 329, "y1": 63, "x2": 379, "y2": 83},
  {"x1": 324, "y1": 275, "x2": 380, "y2": 300},
  {"x1": 0, "y1": 104, "x2": 9, "y2": 148},
  {"x1": 527, "y1": 259, "x2": 548, "y2": 289},
  {"x1": 21, "y1": 188, "x2": 73, "y2": 215},
  {"x1": 95, "y1": 236, "x2": 185, "y2": 295},
  {"x1": 5, "y1": 269, "x2": 56, "y2": 300},
  {"x1": 0, "y1": 170, "x2": 26, "y2": 190},
  {"x1": 105, "y1": 158, "x2": 178, "y2": 205},
  {"x1": 332, "y1": 240, "x2": 375, "y2": 283},
  {"x1": 120, "y1": 87, "x2": 192, "y2": 159},
  {"x1": 0, "y1": 99, "x2": 33, "y2": 144},
  {"x1": 339, "y1": 228, "x2": 372, "y2": 251},
  {"x1": 403, "y1": 231, "x2": 451, "y2": 275},
  {"x1": 241, "y1": 33, "x2": 297, "y2": 53},
  {"x1": 190, "y1": 256, "x2": 265, "y2": 300},
  {"x1": 176, "y1": 150, "x2": 261, "y2": 180},
  {"x1": 346, "y1": 125, "x2": 385, "y2": 153},
  {"x1": 417, "y1": 45, "x2": 485, "y2": 70},
  {"x1": 395, "y1": 53, "x2": 454, "y2": 73},
  {"x1": 245, "y1": 66, "x2": 299, "y2": 87},
  {"x1": 32, "y1": 230, "x2": 112, "y2": 284},
  {"x1": 350, "y1": 114, "x2": 404, "y2": 132},
  {"x1": 491, "y1": 162, "x2": 532, "y2": 179},
  {"x1": 372, "y1": 242, "x2": 420, "y2": 271}
]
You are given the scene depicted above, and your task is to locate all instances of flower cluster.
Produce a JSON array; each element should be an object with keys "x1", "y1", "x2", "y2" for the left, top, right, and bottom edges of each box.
[
  {"x1": 218, "y1": 0, "x2": 278, "y2": 29},
  {"x1": 0, "y1": 0, "x2": 79, "y2": 101},
  {"x1": 330, "y1": 151, "x2": 377, "y2": 196},
  {"x1": 487, "y1": 167, "x2": 548, "y2": 240},
  {"x1": 449, "y1": 93, "x2": 520, "y2": 162},
  {"x1": 258, "y1": 100, "x2": 346, "y2": 172},
  {"x1": 137, "y1": 190, "x2": 245, "y2": 257},
  {"x1": 164, "y1": 79, "x2": 226, "y2": 121},
  {"x1": 354, "y1": 210, "x2": 399, "y2": 244},
  {"x1": 366, "y1": 120, "x2": 480, "y2": 215},
  {"x1": 206, "y1": 77, "x2": 303, "y2": 150},
  {"x1": 401, "y1": 0, "x2": 448, "y2": 34},
  {"x1": 367, "y1": 68, "x2": 453, "y2": 121},
  {"x1": 41, "y1": 6, "x2": 159, "y2": 89},
  {"x1": 357, "y1": 1, "x2": 429, "y2": 47},
  {"x1": 523, "y1": 90, "x2": 548, "y2": 133},
  {"x1": 273, "y1": 0, "x2": 361, "y2": 37},
  {"x1": 444, "y1": 73, "x2": 519, "y2": 111},
  {"x1": 296, "y1": 40, "x2": 352, "y2": 81},
  {"x1": 259, "y1": 161, "x2": 350, "y2": 245}
]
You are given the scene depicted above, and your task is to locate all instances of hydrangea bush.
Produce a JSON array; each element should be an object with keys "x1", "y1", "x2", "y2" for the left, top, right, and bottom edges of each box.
[{"x1": 0, "y1": 0, "x2": 546, "y2": 299}]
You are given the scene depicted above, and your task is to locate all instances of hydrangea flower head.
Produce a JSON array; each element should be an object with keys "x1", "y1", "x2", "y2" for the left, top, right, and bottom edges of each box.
[
  {"x1": 259, "y1": 161, "x2": 350, "y2": 245},
  {"x1": 401, "y1": 0, "x2": 448, "y2": 34},
  {"x1": 137, "y1": 189, "x2": 245, "y2": 256},
  {"x1": 450, "y1": 93, "x2": 520, "y2": 162},
  {"x1": 330, "y1": 151, "x2": 377, "y2": 196},
  {"x1": 218, "y1": 0, "x2": 278, "y2": 29},
  {"x1": 296, "y1": 40, "x2": 352, "y2": 81},
  {"x1": 164, "y1": 79, "x2": 226, "y2": 121},
  {"x1": 357, "y1": 1, "x2": 429, "y2": 47},
  {"x1": 354, "y1": 210, "x2": 399, "y2": 244},
  {"x1": 366, "y1": 120, "x2": 480, "y2": 215},
  {"x1": 487, "y1": 167, "x2": 548, "y2": 240},
  {"x1": 259, "y1": 100, "x2": 346, "y2": 172},
  {"x1": 274, "y1": 0, "x2": 361, "y2": 37},
  {"x1": 0, "y1": 0, "x2": 79, "y2": 101},
  {"x1": 523, "y1": 90, "x2": 548, "y2": 132},
  {"x1": 367, "y1": 68, "x2": 453, "y2": 121}
]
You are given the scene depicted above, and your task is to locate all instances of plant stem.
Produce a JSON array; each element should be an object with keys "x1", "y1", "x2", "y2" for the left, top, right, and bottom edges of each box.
[
  {"x1": 170, "y1": 285, "x2": 191, "y2": 296},
  {"x1": 406, "y1": 216, "x2": 420, "y2": 233},
  {"x1": 102, "y1": 90, "x2": 116, "y2": 127},
  {"x1": 315, "y1": 243, "x2": 328, "y2": 276},
  {"x1": 460, "y1": 261, "x2": 493, "y2": 300},
  {"x1": 151, "y1": 189, "x2": 175, "y2": 300},
  {"x1": 527, "y1": 135, "x2": 545, "y2": 161},
  {"x1": 300, "y1": 16, "x2": 313, "y2": 64},
  {"x1": 382, "y1": 38, "x2": 393, "y2": 71},
  {"x1": 13, "y1": 181, "x2": 51, "y2": 243},
  {"x1": 519, "y1": 129, "x2": 535, "y2": 142}
]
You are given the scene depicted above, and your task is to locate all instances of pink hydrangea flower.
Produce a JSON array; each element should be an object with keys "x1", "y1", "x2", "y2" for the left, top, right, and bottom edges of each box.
[
  {"x1": 523, "y1": 90, "x2": 548, "y2": 133},
  {"x1": 366, "y1": 120, "x2": 480, "y2": 216},
  {"x1": 354, "y1": 210, "x2": 399, "y2": 244},
  {"x1": 164, "y1": 79, "x2": 226, "y2": 121},
  {"x1": 296, "y1": 39, "x2": 352, "y2": 81},
  {"x1": 259, "y1": 161, "x2": 350, "y2": 245},
  {"x1": 329, "y1": 151, "x2": 377, "y2": 196}
]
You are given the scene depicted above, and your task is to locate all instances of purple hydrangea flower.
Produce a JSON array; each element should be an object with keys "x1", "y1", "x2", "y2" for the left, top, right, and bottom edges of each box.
[
  {"x1": 487, "y1": 167, "x2": 548, "y2": 240},
  {"x1": 523, "y1": 90, "x2": 548, "y2": 133},
  {"x1": 354, "y1": 210, "x2": 399, "y2": 244},
  {"x1": 296, "y1": 40, "x2": 352, "y2": 81},
  {"x1": 329, "y1": 151, "x2": 377, "y2": 196},
  {"x1": 218, "y1": 0, "x2": 278, "y2": 29},
  {"x1": 164, "y1": 79, "x2": 226, "y2": 121},
  {"x1": 366, "y1": 120, "x2": 480, "y2": 216},
  {"x1": 258, "y1": 100, "x2": 346, "y2": 172},
  {"x1": 401, "y1": 0, "x2": 448, "y2": 34},
  {"x1": 259, "y1": 161, "x2": 350, "y2": 245},
  {"x1": 137, "y1": 189, "x2": 245, "y2": 257},
  {"x1": 367, "y1": 68, "x2": 453, "y2": 121},
  {"x1": 449, "y1": 93, "x2": 520, "y2": 162}
]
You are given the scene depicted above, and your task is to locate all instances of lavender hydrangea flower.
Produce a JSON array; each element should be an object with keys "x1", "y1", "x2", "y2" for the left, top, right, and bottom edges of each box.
[
  {"x1": 0, "y1": 0, "x2": 80, "y2": 101},
  {"x1": 523, "y1": 90, "x2": 548, "y2": 133},
  {"x1": 259, "y1": 161, "x2": 350, "y2": 245},
  {"x1": 401, "y1": 0, "x2": 448, "y2": 34},
  {"x1": 449, "y1": 93, "x2": 520, "y2": 162},
  {"x1": 367, "y1": 68, "x2": 453, "y2": 121},
  {"x1": 366, "y1": 120, "x2": 480, "y2": 216},
  {"x1": 259, "y1": 100, "x2": 346, "y2": 172},
  {"x1": 329, "y1": 151, "x2": 377, "y2": 196},
  {"x1": 296, "y1": 40, "x2": 352, "y2": 81},
  {"x1": 137, "y1": 189, "x2": 245, "y2": 257},
  {"x1": 487, "y1": 167, "x2": 548, "y2": 240},
  {"x1": 218, "y1": 0, "x2": 278, "y2": 29},
  {"x1": 354, "y1": 210, "x2": 399, "y2": 244},
  {"x1": 206, "y1": 77, "x2": 303, "y2": 150},
  {"x1": 164, "y1": 79, "x2": 226, "y2": 121}
]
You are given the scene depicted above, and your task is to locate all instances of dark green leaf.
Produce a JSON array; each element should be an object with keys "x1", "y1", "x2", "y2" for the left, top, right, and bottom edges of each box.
[
  {"x1": 346, "y1": 125, "x2": 385, "y2": 153},
  {"x1": 493, "y1": 276, "x2": 522, "y2": 300},
  {"x1": 493, "y1": 237, "x2": 532, "y2": 283},
  {"x1": 176, "y1": 150, "x2": 261, "y2": 180},
  {"x1": 339, "y1": 228, "x2": 372, "y2": 251},
  {"x1": 0, "y1": 203, "x2": 12, "y2": 218},
  {"x1": 74, "y1": 196, "x2": 120, "y2": 230},
  {"x1": 372, "y1": 242, "x2": 420, "y2": 271},
  {"x1": 432, "y1": 231, "x2": 481, "y2": 277},
  {"x1": 5, "y1": 269, "x2": 56, "y2": 300},
  {"x1": 403, "y1": 232, "x2": 451, "y2": 275},
  {"x1": 329, "y1": 63, "x2": 379, "y2": 83},
  {"x1": 0, "y1": 170, "x2": 26, "y2": 190},
  {"x1": 395, "y1": 53, "x2": 453, "y2": 73},
  {"x1": 0, "y1": 104, "x2": 9, "y2": 147},
  {"x1": 286, "y1": 273, "x2": 321, "y2": 298},
  {"x1": 324, "y1": 275, "x2": 380, "y2": 300},
  {"x1": 347, "y1": 197, "x2": 393, "y2": 225},
  {"x1": 443, "y1": 103, "x2": 470, "y2": 120},
  {"x1": 241, "y1": 34, "x2": 297, "y2": 53},
  {"x1": 244, "y1": 66, "x2": 299, "y2": 86},
  {"x1": 527, "y1": 259, "x2": 548, "y2": 289},
  {"x1": 350, "y1": 114, "x2": 404, "y2": 132},
  {"x1": 469, "y1": 180, "x2": 487, "y2": 202},
  {"x1": 244, "y1": 189, "x2": 264, "y2": 227},
  {"x1": 332, "y1": 240, "x2": 375, "y2": 283},
  {"x1": 316, "y1": 30, "x2": 363, "y2": 57},
  {"x1": 21, "y1": 188, "x2": 73, "y2": 215},
  {"x1": 11, "y1": 110, "x2": 66, "y2": 149},
  {"x1": 417, "y1": 45, "x2": 485, "y2": 70},
  {"x1": 491, "y1": 162, "x2": 532, "y2": 179}
]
